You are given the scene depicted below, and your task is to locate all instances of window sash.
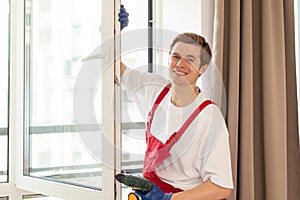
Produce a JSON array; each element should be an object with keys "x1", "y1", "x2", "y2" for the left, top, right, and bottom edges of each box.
[{"x1": 13, "y1": 0, "x2": 118, "y2": 199}]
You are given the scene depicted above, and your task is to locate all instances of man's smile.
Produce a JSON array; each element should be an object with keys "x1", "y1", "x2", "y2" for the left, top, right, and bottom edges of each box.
[{"x1": 173, "y1": 68, "x2": 188, "y2": 75}]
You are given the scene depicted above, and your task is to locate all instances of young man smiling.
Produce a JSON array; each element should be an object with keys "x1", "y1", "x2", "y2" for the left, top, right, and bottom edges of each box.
[
  {"x1": 120, "y1": 32, "x2": 234, "y2": 200},
  {"x1": 119, "y1": 5, "x2": 233, "y2": 200}
]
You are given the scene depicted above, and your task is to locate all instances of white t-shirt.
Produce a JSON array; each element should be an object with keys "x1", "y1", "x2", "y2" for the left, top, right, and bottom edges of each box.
[{"x1": 122, "y1": 68, "x2": 234, "y2": 190}]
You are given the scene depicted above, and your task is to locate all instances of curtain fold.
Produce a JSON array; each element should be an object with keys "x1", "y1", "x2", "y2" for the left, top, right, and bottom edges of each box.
[
  {"x1": 283, "y1": 1, "x2": 300, "y2": 199},
  {"x1": 212, "y1": 0, "x2": 300, "y2": 199}
]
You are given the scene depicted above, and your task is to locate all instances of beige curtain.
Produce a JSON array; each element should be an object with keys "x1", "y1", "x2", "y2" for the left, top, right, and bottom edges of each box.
[{"x1": 212, "y1": 0, "x2": 300, "y2": 199}]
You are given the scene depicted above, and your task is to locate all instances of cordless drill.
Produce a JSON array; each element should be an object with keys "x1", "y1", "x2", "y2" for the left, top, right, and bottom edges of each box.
[{"x1": 115, "y1": 173, "x2": 153, "y2": 192}]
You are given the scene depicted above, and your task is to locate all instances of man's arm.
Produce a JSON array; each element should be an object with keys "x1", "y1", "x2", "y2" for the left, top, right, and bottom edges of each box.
[{"x1": 171, "y1": 180, "x2": 231, "y2": 200}]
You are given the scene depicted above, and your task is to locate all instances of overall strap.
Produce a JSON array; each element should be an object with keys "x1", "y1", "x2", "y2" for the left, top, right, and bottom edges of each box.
[
  {"x1": 150, "y1": 83, "x2": 172, "y2": 114},
  {"x1": 166, "y1": 100, "x2": 214, "y2": 145}
]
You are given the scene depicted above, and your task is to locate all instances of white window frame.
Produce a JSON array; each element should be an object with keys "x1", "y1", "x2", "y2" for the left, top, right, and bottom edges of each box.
[
  {"x1": 3, "y1": 0, "x2": 123, "y2": 199},
  {"x1": 0, "y1": 0, "x2": 33, "y2": 199}
]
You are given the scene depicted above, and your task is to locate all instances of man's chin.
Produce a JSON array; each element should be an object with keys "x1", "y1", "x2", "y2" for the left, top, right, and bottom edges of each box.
[{"x1": 171, "y1": 79, "x2": 192, "y2": 87}]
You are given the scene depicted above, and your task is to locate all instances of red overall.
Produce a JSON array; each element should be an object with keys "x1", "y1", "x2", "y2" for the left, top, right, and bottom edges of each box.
[{"x1": 143, "y1": 84, "x2": 213, "y2": 193}]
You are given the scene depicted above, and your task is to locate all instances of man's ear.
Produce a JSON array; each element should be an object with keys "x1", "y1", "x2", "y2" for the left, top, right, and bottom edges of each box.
[{"x1": 199, "y1": 64, "x2": 208, "y2": 75}]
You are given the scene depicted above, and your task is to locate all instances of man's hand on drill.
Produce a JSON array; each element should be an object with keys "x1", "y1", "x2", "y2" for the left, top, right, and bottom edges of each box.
[{"x1": 135, "y1": 184, "x2": 172, "y2": 200}]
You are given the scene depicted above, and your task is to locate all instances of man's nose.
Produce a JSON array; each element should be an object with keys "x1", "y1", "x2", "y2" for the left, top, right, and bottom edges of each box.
[{"x1": 176, "y1": 58, "x2": 187, "y2": 66}]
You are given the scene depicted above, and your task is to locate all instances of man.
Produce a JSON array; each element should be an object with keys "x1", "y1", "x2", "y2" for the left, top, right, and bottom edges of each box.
[{"x1": 119, "y1": 6, "x2": 233, "y2": 200}]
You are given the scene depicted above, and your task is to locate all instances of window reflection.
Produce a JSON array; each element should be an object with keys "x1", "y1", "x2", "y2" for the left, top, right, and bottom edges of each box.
[{"x1": 24, "y1": 0, "x2": 103, "y2": 189}]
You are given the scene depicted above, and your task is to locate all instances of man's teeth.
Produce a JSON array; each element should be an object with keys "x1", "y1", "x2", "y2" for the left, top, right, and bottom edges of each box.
[{"x1": 173, "y1": 69, "x2": 187, "y2": 75}]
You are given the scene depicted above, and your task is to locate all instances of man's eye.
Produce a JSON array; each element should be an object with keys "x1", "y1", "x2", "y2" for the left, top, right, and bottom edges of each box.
[{"x1": 172, "y1": 55, "x2": 180, "y2": 59}]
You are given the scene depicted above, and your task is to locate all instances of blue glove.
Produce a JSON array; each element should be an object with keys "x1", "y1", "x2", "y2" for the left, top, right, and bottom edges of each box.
[
  {"x1": 135, "y1": 184, "x2": 172, "y2": 200},
  {"x1": 118, "y1": 5, "x2": 129, "y2": 30}
]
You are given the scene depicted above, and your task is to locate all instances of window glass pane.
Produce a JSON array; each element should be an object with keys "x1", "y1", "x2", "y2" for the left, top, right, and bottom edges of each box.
[
  {"x1": 0, "y1": 197, "x2": 9, "y2": 200},
  {"x1": 24, "y1": 0, "x2": 104, "y2": 189},
  {"x1": 0, "y1": 0, "x2": 9, "y2": 183}
]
